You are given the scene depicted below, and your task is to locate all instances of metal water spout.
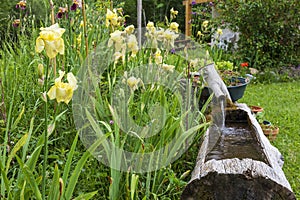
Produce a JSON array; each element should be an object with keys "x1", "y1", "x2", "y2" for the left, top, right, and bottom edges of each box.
[
  {"x1": 201, "y1": 63, "x2": 233, "y2": 128},
  {"x1": 202, "y1": 63, "x2": 232, "y2": 104}
]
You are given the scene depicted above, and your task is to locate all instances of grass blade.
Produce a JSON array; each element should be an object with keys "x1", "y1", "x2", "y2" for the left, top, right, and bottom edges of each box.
[
  {"x1": 73, "y1": 191, "x2": 98, "y2": 200},
  {"x1": 5, "y1": 133, "x2": 28, "y2": 174},
  {"x1": 64, "y1": 132, "x2": 109, "y2": 200},
  {"x1": 22, "y1": 117, "x2": 34, "y2": 161},
  {"x1": 10, "y1": 105, "x2": 25, "y2": 132},
  {"x1": 20, "y1": 181, "x2": 26, "y2": 200},
  {"x1": 15, "y1": 155, "x2": 42, "y2": 200},
  {"x1": 0, "y1": 161, "x2": 13, "y2": 199},
  {"x1": 48, "y1": 164, "x2": 60, "y2": 200},
  {"x1": 62, "y1": 131, "x2": 79, "y2": 184}
]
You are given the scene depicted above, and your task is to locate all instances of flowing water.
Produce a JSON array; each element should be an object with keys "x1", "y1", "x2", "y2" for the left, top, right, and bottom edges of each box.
[
  {"x1": 211, "y1": 98, "x2": 226, "y2": 129},
  {"x1": 205, "y1": 123, "x2": 269, "y2": 165},
  {"x1": 206, "y1": 98, "x2": 269, "y2": 165}
]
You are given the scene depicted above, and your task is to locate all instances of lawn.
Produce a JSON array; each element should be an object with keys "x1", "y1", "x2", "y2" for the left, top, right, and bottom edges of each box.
[{"x1": 242, "y1": 81, "x2": 300, "y2": 198}]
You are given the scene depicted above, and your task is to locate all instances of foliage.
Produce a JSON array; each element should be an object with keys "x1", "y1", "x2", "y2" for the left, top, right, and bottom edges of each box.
[
  {"x1": 191, "y1": 2, "x2": 216, "y2": 42},
  {"x1": 0, "y1": 0, "x2": 210, "y2": 199},
  {"x1": 122, "y1": 0, "x2": 186, "y2": 33},
  {"x1": 215, "y1": 0, "x2": 300, "y2": 69}
]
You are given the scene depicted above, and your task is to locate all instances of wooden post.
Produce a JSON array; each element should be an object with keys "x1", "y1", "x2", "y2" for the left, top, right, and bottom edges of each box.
[
  {"x1": 182, "y1": 0, "x2": 191, "y2": 37},
  {"x1": 182, "y1": 0, "x2": 213, "y2": 37}
]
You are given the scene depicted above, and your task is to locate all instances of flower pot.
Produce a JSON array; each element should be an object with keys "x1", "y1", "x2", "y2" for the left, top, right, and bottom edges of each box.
[
  {"x1": 227, "y1": 77, "x2": 249, "y2": 102},
  {"x1": 250, "y1": 105, "x2": 264, "y2": 114},
  {"x1": 262, "y1": 126, "x2": 279, "y2": 141}
]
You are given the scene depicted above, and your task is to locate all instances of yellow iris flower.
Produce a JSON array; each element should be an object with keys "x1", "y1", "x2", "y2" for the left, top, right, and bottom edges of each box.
[
  {"x1": 35, "y1": 23, "x2": 65, "y2": 58},
  {"x1": 217, "y1": 28, "x2": 223, "y2": 35},
  {"x1": 146, "y1": 22, "x2": 155, "y2": 33},
  {"x1": 125, "y1": 25, "x2": 135, "y2": 35},
  {"x1": 202, "y1": 20, "x2": 209, "y2": 28},
  {"x1": 169, "y1": 22, "x2": 179, "y2": 33},
  {"x1": 47, "y1": 70, "x2": 78, "y2": 104},
  {"x1": 126, "y1": 34, "x2": 139, "y2": 57},
  {"x1": 154, "y1": 49, "x2": 162, "y2": 64},
  {"x1": 108, "y1": 30, "x2": 124, "y2": 52},
  {"x1": 127, "y1": 76, "x2": 140, "y2": 91},
  {"x1": 170, "y1": 8, "x2": 178, "y2": 20},
  {"x1": 106, "y1": 9, "x2": 118, "y2": 27}
]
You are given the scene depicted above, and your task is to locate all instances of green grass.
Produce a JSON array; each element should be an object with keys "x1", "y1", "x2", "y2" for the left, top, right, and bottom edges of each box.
[{"x1": 241, "y1": 81, "x2": 300, "y2": 198}]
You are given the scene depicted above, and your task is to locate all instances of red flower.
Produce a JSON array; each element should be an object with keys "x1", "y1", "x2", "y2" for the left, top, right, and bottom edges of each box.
[{"x1": 240, "y1": 62, "x2": 249, "y2": 67}]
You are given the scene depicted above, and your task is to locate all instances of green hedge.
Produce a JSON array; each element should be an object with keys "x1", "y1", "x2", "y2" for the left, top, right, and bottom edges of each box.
[{"x1": 215, "y1": 0, "x2": 300, "y2": 69}]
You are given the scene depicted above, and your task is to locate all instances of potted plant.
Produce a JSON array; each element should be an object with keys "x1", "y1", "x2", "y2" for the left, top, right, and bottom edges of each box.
[
  {"x1": 249, "y1": 105, "x2": 264, "y2": 114},
  {"x1": 216, "y1": 61, "x2": 251, "y2": 102},
  {"x1": 255, "y1": 112, "x2": 279, "y2": 141},
  {"x1": 260, "y1": 121, "x2": 280, "y2": 141}
]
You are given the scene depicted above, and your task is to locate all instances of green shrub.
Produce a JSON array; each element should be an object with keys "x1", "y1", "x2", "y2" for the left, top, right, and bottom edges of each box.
[{"x1": 215, "y1": 0, "x2": 300, "y2": 70}]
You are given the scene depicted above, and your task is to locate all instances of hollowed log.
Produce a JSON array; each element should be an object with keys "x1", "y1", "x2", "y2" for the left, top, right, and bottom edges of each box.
[{"x1": 181, "y1": 104, "x2": 296, "y2": 200}]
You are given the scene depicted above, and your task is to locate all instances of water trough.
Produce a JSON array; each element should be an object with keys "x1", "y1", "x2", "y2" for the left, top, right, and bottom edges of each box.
[{"x1": 181, "y1": 64, "x2": 296, "y2": 199}]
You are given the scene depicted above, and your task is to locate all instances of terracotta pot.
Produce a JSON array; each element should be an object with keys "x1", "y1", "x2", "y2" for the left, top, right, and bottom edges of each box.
[
  {"x1": 262, "y1": 126, "x2": 279, "y2": 141},
  {"x1": 250, "y1": 105, "x2": 264, "y2": 114}
]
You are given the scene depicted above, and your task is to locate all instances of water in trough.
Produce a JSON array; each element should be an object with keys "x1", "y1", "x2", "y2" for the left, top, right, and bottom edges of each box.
[{"x1": 205, "y1": 98, "x2": 270, "y2": 165}]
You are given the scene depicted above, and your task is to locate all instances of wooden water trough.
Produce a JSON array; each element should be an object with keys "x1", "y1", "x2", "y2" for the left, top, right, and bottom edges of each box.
[{"x1": 181, "y1": 64, "x2": 296, "y2": 199}]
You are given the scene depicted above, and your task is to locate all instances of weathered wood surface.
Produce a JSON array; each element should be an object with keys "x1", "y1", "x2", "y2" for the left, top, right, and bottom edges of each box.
[{"x1": 181, "y1": 104, "x2": 296, "y2": 200}]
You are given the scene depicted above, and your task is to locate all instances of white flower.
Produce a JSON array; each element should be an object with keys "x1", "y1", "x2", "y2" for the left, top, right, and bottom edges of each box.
[
  {"x1": 169, "y1": 22, "x2": 179, "y2": 33},
  {"x1": 127, "y1": 76, "x2": 140, "y2": 91},
  {"x1": 154, "y1": 49, "x2": 163, "y2": 64},
  {"x1": 127, "y1": 34, "x2": 139, "y2": 57},
  {"x1": 108, "y1": 30, "x2": 124, "y2": 52},
  {"x1": 125, "y1": 25, "x2": 135, "y2": 35},
  {"x1": 162, "y1": 64, "x2": 175, "y2": 72},
  {"x1": 163, "y1": 29, "x2": 179, "y2": 48}
]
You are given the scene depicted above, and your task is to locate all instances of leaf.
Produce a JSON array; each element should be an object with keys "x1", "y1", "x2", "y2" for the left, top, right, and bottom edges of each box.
[
  {"x1": 15, "y1": 156, "x2": 42, "y2": 200},
  {"x1": 61, "y1": 131, "x2": 79, "y2": 197},
  {"x1": 64, "y1": 132, "x2": 109, "y2": 200},
  {"x1": 48, "y1": 164, "x2": 60, "y2": 200},
  {"x1": 0, "y1": 161, "x2": 13, "y2": 199},
  {"x1": 156, "y1": 3, "x2": 164, "y2": 9},
  {"x1": 130, "y1": 174, "x2": 139, "y2": 200},
  {"x1": 10, "y1": 105, "x2": 25, "y2": 132},
  {"x1": 22, "y1": 117, "x2": 35, "y2": 161},
  {"x1": 20, "y1": 181, "x2": 26, "y2": 200},
  {"x1": 25, "y1": 145, "x2": 43, "y2": 170},
  {"x1": 73, "y1": 191, "x2": 98, "y2": 200},
  {"x1": 6, "y1": 133, "x2": 28, "y2": 174},
  {"x1": 85, "y1": 109, "x2": 111, "y2": 157}
]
